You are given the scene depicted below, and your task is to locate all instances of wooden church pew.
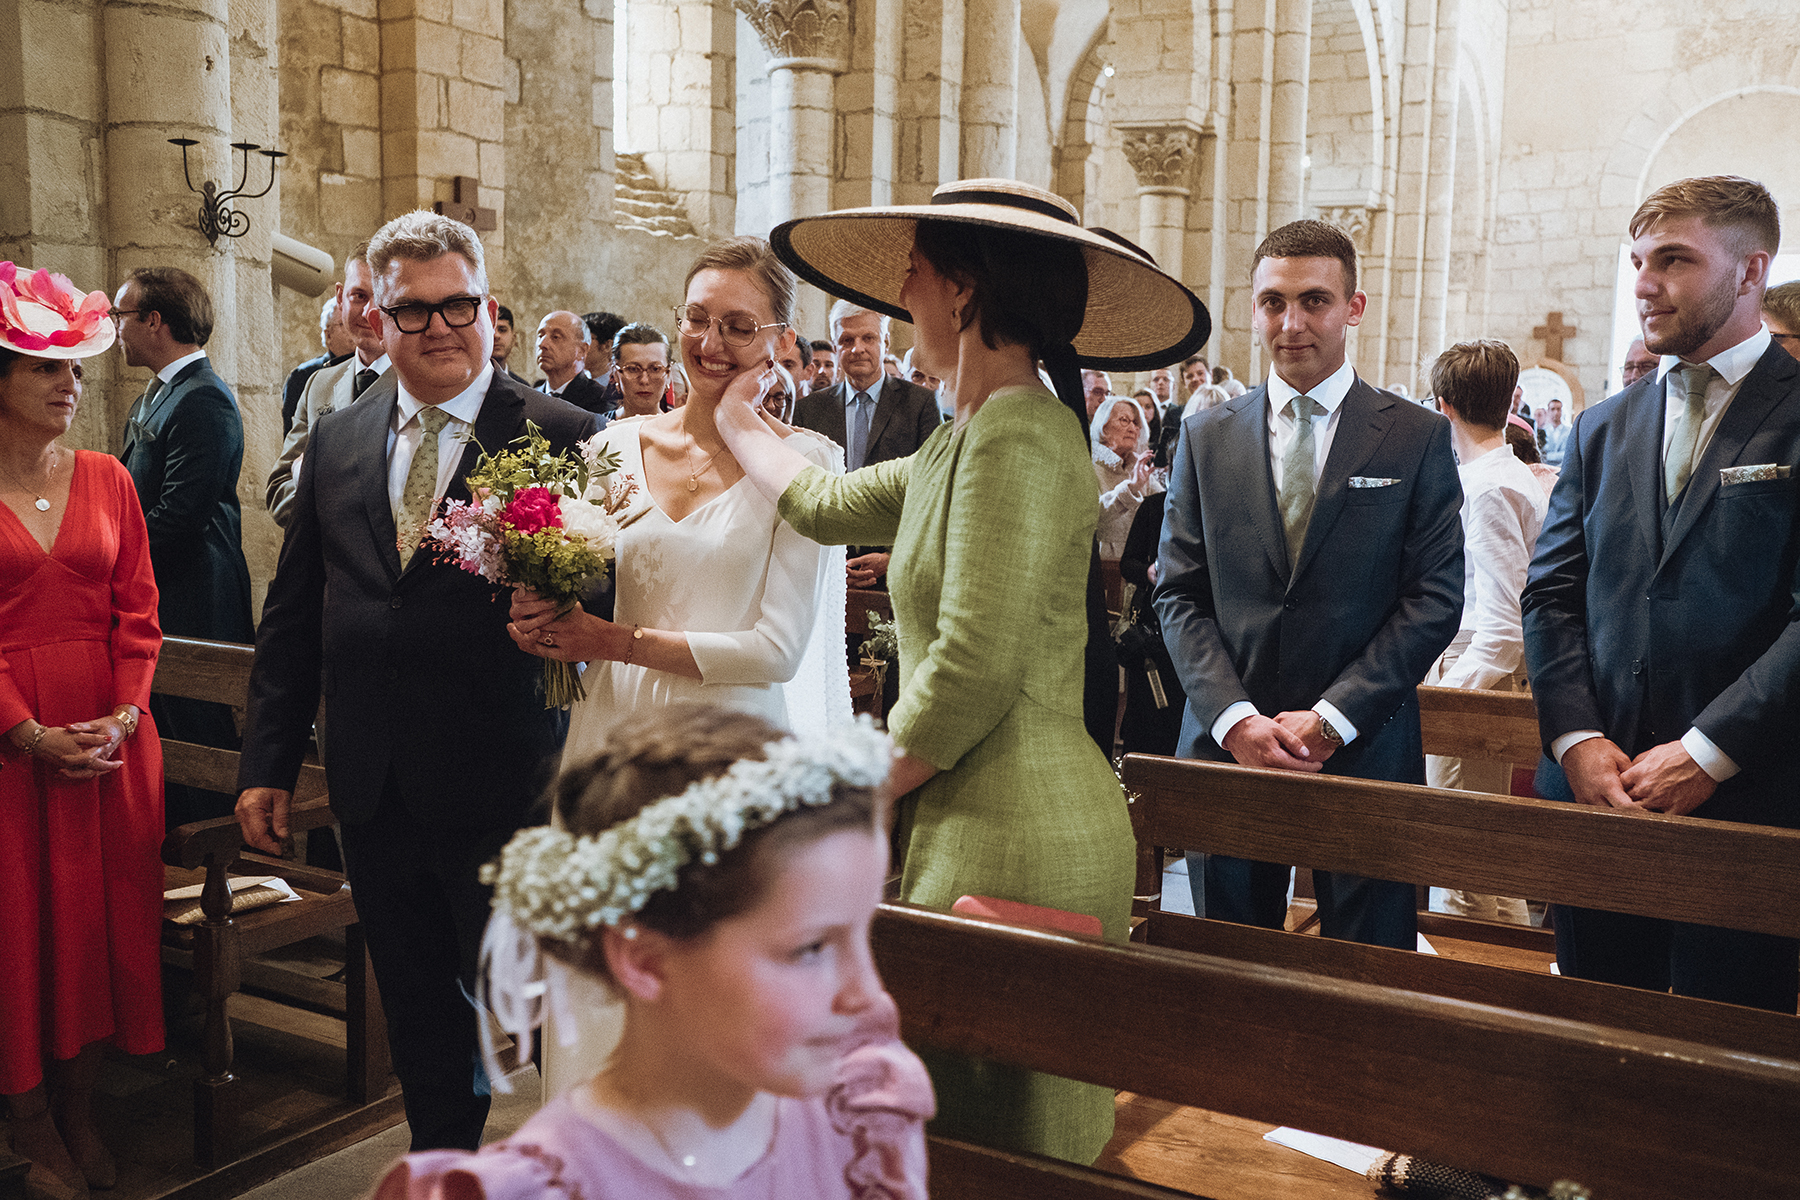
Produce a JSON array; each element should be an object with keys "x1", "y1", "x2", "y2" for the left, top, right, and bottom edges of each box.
[{"x1": 871, "y1": 903, "x2": 1800, "y2": 1200}]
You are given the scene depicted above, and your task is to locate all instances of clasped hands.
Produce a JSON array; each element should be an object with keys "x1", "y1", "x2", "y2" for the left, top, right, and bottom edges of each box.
[
  {"x1": 1560, "y1": 736, "x2": 1716, "y2": 816},
  {"x1": 8, "y1": 713, "x2": 134, "y2": 779},
  {"x1": 507, "y1": 589, "x2": 623, "y2": 663},
  {"x1": 1222, "y1": 710, "x2": 1337, "y2": 772}
]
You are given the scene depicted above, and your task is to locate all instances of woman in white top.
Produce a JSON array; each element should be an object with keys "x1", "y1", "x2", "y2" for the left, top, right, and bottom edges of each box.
[
  {"x1": 1424, "y1": 340, "x2": 1550, "y2": 925},
  {"x1": 1091, "y1": 394, "x2": 1163, "y2": 557}
]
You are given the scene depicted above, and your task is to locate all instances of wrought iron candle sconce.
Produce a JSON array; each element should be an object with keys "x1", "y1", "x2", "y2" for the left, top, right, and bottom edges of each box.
[{"x1": 168, "y1": 138, "x2": 287, "y2": 245}]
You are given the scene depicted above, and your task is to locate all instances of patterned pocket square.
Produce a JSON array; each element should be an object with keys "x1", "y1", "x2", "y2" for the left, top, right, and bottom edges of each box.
[
  {"x1": 1720, "y1": 464, "x2": 1791, "y2": 485},
  {"x1": 1348, "y1": 476, "x2": 1402, "y2": 488}
]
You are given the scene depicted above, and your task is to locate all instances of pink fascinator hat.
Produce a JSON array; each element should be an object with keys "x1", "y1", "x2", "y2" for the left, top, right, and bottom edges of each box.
[{"x1": 0, "y1": 261, "x2": 116, "y2": 358}]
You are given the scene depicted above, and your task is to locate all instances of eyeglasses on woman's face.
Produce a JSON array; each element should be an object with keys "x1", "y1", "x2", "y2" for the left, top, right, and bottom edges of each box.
[
  {"x1": 615, "y1": 363, "x2": 669, "y2": 381},
  {"x1": 672, "y1": 305, "x2": 785, "y2": 348}
]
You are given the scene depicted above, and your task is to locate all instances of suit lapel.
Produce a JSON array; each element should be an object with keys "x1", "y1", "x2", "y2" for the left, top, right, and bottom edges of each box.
[
  {"x1": 866, "y1": 378, "x2": 898, "y2": 451},
  {"x1": 1661, "y1": 345, "x2": 1800, "y2": 566},
  {"x1": 1293, "y1": 379, "x2": 1395, "y2": 583},
  {"x1": 1226, "y1": 387, "x2": 1290, "y2": 582},
  {"x1": 349, "y1": 375, "x2": 405, "y2": 579},
  {"x1": 817, "y1": 382, "x2": 849, "y2": 445},
  {"x1": 450, "y1": 375, "x2": 526, "y2": 506},
  {"x1": 1620, "y1": 378, "x2": 1666, "y2": 563}
]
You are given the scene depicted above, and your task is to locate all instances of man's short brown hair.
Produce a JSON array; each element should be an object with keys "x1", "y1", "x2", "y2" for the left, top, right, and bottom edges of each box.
[
  {"x1": 1629, "y1": 175, "x2": 1781, "y2": 260},
  {"x1": 367, "y1": 211, "x2": 489, "y2": 303},
  {"x1": 128, "y1": 266, "x2": 214, "y2": 347},
  {"x1": 1430, "y1": 339, "x2": 1519, "y2": 431},
  {"x1": 1252, "y1": 219, "x2": 1358, "y2": 296},
  {"x1": 1764, "y1": 280, "x2": 1800, "y2": 328}
]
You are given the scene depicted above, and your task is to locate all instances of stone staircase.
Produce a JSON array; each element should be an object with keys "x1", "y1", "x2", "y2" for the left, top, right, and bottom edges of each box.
[{"x1": 614, "y1": 152, "x2": 698, "y2": 237}]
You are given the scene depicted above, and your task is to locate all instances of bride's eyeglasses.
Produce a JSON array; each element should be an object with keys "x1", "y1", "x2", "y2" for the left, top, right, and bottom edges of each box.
[{"x1": 672, "y1": 305, "x2": 785, "y2": 347}]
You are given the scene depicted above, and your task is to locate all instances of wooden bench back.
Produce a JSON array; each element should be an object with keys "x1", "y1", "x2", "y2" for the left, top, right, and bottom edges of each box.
[
  {"x1": 1416, "y1": 682, "x2": 1541, "y2": 764},
  {"x1": 873, "y1": 903, "x2": 1800, "y2": 1199},
  {"x1": 1123, "y1": 754, "x2": 1800, "y2": 939}
]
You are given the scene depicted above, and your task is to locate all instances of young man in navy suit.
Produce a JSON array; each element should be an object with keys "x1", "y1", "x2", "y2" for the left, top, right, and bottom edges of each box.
[
  {"x1": 236, "y1": 212, "x2": 596, "y2": 1148},
  {"x1": 1524, "y1": 176, "x2": 1800, "y2": 1012},
  {"x1": 1155, "y1": 220, "x2": 1465, "y2": 949}
]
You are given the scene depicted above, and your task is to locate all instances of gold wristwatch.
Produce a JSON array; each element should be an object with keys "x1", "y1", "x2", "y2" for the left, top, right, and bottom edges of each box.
[{"x1": 1317, "y1": 713, "x2": 1345, "y2": 746}]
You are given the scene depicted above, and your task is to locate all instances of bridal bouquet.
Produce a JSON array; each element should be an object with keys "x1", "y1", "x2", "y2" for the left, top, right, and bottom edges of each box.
[{"x1": 423, "y1": 422, "x2": 636, "y2": 707}]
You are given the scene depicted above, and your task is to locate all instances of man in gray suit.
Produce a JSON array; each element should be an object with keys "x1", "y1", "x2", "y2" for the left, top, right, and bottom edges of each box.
[
  {"x1": 1155, "y1": 219, "x2": 1465, "y2": 949},
  {"x1": 267, "y1": 242, "x2": 390, "y2": 528},
  {"x1": 792, "y1": 299, "x2": 941, "y2": 587},
  {"x1": 1523, "y1": 175, "x2": 1800, "y2": 1012}
]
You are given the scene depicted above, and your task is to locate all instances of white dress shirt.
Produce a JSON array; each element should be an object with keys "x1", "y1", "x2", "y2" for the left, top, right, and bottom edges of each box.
[
  {"x1": 1210, "y1": 359, "x2": 1361, "y2": 750},
  {"x1": 387, "y1": 363, "x2": 493, "y2": 526},
  {"x1": 156, "y1": 348, "x2": 209, "y2": 384},
  {"x1": 1441, "y1": 445, "x2": 1548, "y2": 690},
  {"x1": 1551, "y1": 325, "x2": 1773, "y2": 782}
]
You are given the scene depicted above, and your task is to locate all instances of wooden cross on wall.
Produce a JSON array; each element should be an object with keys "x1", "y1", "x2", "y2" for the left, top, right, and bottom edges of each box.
[
  {"x1": 1533, "y1": 311, "x2": 1577, "y2": 362},
  {"x1": 433, "y1": 176, "x2": 496, "y2": 232}
]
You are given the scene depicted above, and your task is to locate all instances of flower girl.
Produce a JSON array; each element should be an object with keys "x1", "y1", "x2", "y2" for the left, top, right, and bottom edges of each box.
[{"x1": 373, "y1": 703, "x2": 932, "y2": 1199}]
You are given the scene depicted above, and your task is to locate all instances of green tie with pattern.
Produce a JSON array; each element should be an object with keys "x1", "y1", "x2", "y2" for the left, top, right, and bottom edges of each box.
[
  {"x1": 1664, "y1": 362, "x2": 1713, "y2": 504},
  {"x1": 397, "y1": 406, "x2": 451, "y2": 566},
  {"x1": 1279, "y1": 394, "x2": 1321, "y2": 569}
]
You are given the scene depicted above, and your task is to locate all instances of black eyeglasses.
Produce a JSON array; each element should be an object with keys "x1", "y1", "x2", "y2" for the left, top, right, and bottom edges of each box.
[
  {"x1": 672, "y1": 305, "x2": 784, "y2": 347},
  {"x1": 381, "y1": 296, "x2": 483, "y2": 334},
  {"x1": 1773, "y1": 332, "x2": 1800, "y2": 345},
  {"x1": 110, "y1": 309, "x2": 146, "y2": 324}
]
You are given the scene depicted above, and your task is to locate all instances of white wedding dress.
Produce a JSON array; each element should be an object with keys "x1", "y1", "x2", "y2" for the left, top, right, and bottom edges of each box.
[{"x1": 540, "y1": 420, "x2": 852, "y2": 1097}]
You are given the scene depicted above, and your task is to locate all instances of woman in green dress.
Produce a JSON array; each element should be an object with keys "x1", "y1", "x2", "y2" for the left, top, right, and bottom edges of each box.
[{"x1": 715, "y1": 179, "x2": 1209, "y2": 1164}]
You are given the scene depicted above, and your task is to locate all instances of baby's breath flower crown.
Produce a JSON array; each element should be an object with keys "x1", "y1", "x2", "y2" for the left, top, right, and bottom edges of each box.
[{"x1": 482, "y1": 716, "x2": 893, "y2": 944}]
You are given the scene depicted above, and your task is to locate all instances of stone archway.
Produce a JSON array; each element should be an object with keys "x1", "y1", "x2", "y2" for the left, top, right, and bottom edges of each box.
[{"x1": 1636, "y1": 87, "x2": 1800, "y2": 254}]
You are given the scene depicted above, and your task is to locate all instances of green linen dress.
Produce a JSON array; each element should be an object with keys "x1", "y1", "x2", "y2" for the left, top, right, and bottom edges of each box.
[{"x1": 780, "y1": 384, "x2": 1135, "y2": 1164}]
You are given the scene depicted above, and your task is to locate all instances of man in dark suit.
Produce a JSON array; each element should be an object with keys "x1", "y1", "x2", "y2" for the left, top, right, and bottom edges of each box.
[
  {"x1": 114, "y1": 265, "x2": 256, "y2": 827},
  {"x1": 1155, "y1": 219, "x2": 1465, "y2": 949},
  {"x1": 235, "y1": 212, "x2": 595, "y2": 1149},
  {"x1": 1523, "y1": 175, "x2": 1800, "y2": 1012},
  {"x1": 792, "y1": 300, "x2": 942, "y2": 587},
  {"x1": 534, "y1": 309, "x2": 610, "y2": 415}
]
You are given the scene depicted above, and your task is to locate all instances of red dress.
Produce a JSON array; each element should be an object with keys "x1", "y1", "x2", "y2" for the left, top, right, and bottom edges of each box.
[{"x1": 0, "y1": 451, "x2": 165, "y2": 1093}]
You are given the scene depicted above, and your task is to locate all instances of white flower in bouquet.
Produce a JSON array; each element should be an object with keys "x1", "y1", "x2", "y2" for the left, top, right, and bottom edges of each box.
[{"x1": 558, "y1": 494, "x2": 620, "y2": 561}]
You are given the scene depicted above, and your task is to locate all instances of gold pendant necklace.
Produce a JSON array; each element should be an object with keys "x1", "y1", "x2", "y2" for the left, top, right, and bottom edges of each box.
[{"x1": 684, "y1": 426, "x2": 720, "y2": 493}]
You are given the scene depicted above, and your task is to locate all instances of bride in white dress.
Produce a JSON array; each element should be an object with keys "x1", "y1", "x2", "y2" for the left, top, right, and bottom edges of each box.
[{"x1": 505, "y1": 237, "x2": 850, "y2": 1092}]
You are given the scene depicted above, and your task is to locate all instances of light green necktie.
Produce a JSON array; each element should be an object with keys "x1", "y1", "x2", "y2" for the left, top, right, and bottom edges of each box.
[
  {"x1": 1664, "y1": 363, "x2": 1713, "y2": 503},
  {"x1": 1280, "y1": 394, "x2": 1321, "y2": 569},
  {"x1": 397, "y1": 406, "x2": 451, "y2": 565}
]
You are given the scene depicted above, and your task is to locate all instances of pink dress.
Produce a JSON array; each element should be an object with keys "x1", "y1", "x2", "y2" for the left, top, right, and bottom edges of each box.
[
  {"x1": 374, "y1": 1000, "x2": 933, "y2": 1200},
  {"x1": 0, "y1": 452, "x2": 165, "y2": 1093}
]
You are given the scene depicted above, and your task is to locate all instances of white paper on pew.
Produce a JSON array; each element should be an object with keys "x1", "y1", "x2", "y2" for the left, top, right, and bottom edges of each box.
[
  {"x1": 1417, "y1": 933, "x2": 1437, "y2": 954},
  {"x1": 1263, "y1": 1127, "x2": 1385, "y2": 1174},
  {"x1": 162, "y1": 875, "x2": 303, "y2": 904}
]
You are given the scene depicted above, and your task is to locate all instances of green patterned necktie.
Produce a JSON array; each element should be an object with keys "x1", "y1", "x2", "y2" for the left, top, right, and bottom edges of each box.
[
  {"x1": 397, "y1": 406, "x2": 451, "y2": 565},
  {"x1": 1664, "y1": 362, "x2": 1714, "y2": 503},
  {"x1": 1279, "y1": 394, "x2": 1322, "y2": 569}
]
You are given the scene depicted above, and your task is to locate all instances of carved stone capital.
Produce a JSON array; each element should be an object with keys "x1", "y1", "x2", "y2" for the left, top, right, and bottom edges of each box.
[
  {"x1": 1314, "y1": 205, "x2": 1379, "y2": 252},
  {"x1": 735, "y1": 0, "x2": 850, "y2": 68},
  {"x1": 1118, "y1": 126, "x2": 1200, "y2": 192}
]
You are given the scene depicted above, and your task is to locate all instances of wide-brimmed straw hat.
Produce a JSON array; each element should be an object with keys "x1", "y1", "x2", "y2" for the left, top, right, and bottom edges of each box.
[
  {"x1": 0, "y1": 261, "x2": 115, "y2": 359},
  {"x1": 770, "y1": 179, "x2": 1209, "y2": 371}
]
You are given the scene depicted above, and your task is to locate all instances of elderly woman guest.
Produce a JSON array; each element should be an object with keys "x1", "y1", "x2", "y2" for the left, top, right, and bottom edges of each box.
[
  {"x1": 715, "y1": 180, "x2": 1208, "y2": 1164},
  {"x1": 0, "y1": 264, "x2": 163, "y2": 1198},
  {"x1": 1092, "y1": 393, "x2": 1164, "y2": 557}
]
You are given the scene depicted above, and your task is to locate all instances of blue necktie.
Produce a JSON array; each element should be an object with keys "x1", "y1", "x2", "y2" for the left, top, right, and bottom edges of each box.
[{"x1": 848, "y1": 391, "x2": 873, "y2": 470}]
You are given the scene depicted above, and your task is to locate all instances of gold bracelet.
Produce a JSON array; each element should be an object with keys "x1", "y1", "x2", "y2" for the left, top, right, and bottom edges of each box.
[
  {"x1": 624, "y1": 625, "x2": 643, "y2": 665},
  {"x1": 112, "y1": 707, "x2": 139, "y2": 738},
  {"x1": 22, "y1": 724, "x2": 52, "y2": 758}
]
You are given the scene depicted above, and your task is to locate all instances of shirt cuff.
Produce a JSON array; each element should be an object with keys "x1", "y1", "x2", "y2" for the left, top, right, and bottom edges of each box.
[
  {"x1": 1681, "y1": 727, "x2": 1740, "y2": 783},
  {"x1": 1312, "y1": 700, "x2": 1358, "y2": 746},
  {"x1": 1551, "y1": 729, "x2": 1603, "y2": 765},
  {"x1": 1211, "y1": 701, "x2": 1260, "y2": 750}
]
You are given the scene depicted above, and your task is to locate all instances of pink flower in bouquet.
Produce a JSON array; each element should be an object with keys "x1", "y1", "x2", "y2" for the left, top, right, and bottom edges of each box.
[{"x1": 500, "y1": 486, "x2": 564, "y2": 535}]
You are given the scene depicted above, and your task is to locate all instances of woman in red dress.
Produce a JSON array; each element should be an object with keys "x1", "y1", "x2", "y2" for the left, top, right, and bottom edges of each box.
[{"x1": 0, "y1": 263, "x2": 163, "y2": 1198}]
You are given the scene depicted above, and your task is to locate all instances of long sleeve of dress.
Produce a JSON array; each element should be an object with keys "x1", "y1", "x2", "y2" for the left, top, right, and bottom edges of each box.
[
  {"x1": 886, "y1": 391, "x2": 1097, "y2": 771},
  {"x1": 687, "y1": 437, "x2": 839, "y2": 685},
  {"x1": 778, "y1": 452, "x2": 915, "y2": 548},
  {"x1": 105, "y1": 459, "x2": 162, "y2": 708}
]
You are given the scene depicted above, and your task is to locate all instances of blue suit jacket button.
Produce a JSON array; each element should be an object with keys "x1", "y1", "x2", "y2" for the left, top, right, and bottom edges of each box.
[{"x1": 391, "y1": 595, "x2": 403, "y2": 609}]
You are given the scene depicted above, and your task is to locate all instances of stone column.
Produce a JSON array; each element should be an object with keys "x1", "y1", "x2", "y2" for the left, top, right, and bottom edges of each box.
[
  {"x1": 895, "y1": 0, "x2": 963, "y2": 205},
  {"x1": 1222, "y1": 0, "x2": 1276, "y2": 382},
  {"x1": 959, "y1": 0, "x2": 1018, "y2": 178},
  {"x1": 1416, "y1": 0, "x2": 1462, "y2": 379},
  {"x1": 737, "y1": 0, "x2": 850, "y2": 335},
  {"x1": 1118, "y1": 125, "x2": 1200, "y2": 281},
  {"x1": 1266, "y1": 0, "x2": 1310, "y2": 228}
]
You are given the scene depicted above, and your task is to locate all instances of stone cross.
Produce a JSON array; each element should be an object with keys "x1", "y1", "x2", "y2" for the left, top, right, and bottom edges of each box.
[
  {"x1": 433, "y1": 176, "x2": 497, "y2": 232},
  {"x1": 1533, "y1": 311, "x2": 1577, "y2": 362}
]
